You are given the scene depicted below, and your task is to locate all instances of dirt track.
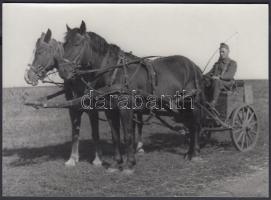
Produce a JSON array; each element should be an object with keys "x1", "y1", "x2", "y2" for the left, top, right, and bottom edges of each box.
[{"x1": 201, "y1": 165, "x2": 268, "y2": 197}]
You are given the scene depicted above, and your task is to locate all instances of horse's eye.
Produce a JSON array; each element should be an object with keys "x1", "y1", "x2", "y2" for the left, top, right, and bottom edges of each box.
[
  {"x1": 36, "y1": 48, "x2": 44, "y2": 55},
  {"x1": 73, "y1": 43, "x2": 81, "y2": 46}
]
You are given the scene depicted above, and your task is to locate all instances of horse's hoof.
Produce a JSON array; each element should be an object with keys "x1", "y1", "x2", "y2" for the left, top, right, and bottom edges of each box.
[
  {"x1": 136, "y1": 142, "x2": 144, "y2": 154},
  {"x1": 106, "y1": 167, "x2": 119, "y2": 173},
  {"x1": 191, "y1": 156, "x2": 205, "y2": 163},
  {"x1": 122, "y1": 168, "x2": 135, "y2": 175},
  {"x1": 65, "y1": 158, "x2": 77, "y2": 167},
  {"x1": 137, "y1": 148, "x2": 145, "y2": 154},
  {"x1": 92, "y1": 158, "x2": 103, "y2": 167},
  {"x1": 184, "y1": 153, "x2": 192, "y2": 161}
]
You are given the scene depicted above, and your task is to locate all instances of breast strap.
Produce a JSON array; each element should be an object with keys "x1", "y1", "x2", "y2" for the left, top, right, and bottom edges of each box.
[
  {"x1": 141, "y1": 59, "x2": 157, "y2": 95},
  {"x1": 110, "y1": 52, "x2": 158, "y2": 95}
]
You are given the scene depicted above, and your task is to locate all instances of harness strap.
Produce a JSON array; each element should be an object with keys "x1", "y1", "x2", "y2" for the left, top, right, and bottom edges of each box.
[
  {"x1": 80, "y1": 77, "x2": 98, "y2": 93},
  {"x1": 110, "y1": 69, "x2": 118, "y2": 86},
  {"x1": 119, "y1": 51, "x2": 129, "y2": 87},
  {"x1": 110, "y1": 51, "x2": 130, "y2": 87},
  {"x1": 140, "y1": 59, "x2": 157, "y2": 95},
  {"x1": 110, "y1": 51, "x2": 123, "y2": 86},
  {"x1": 149, "y1": 61, "x2": 157, "y2": 93},
  {"x1": 127, "y1": 65, "x2": 141, "y2": 85},
  {"x1": 123, "y1": 62, "x2": 129, "y2": 87}
]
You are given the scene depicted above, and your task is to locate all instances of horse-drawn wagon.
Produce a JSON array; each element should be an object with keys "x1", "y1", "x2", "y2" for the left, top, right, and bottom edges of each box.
[
  {"x1": 200, "y1": 80, "x2": 258, "y2": 152},
  {"x1": 24, "y1": 23, "x2": 259, "y2": 171},
  {"x1": 24, "y1": 61, "x2": 259, "y2": 154}
]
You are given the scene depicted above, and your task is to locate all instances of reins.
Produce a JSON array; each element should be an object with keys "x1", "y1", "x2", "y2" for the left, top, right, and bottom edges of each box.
[
  {"x1": 29, "y1": 32, "x2": 161, "y2": 102},
  {"x1": 75, "y1": 56, "x2": 160, "y2": 77},
  {"x1": 28, "y1": 41, "x2": 66, "y2": 86}
]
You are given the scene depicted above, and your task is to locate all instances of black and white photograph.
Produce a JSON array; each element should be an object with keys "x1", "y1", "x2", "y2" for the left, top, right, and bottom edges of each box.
[{"x1": 2, "y1": 3, "x2": 269, "y2": 197}]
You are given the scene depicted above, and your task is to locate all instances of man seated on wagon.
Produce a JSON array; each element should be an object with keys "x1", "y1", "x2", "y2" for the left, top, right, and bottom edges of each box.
[{"x1": 205, "y1": 42, "x2": 237, "y2": 107}]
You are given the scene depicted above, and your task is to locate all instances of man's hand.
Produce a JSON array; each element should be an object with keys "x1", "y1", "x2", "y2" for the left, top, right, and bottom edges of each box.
[{"x1": 203, "y1": 75, "x2": 212, "y2": 87}]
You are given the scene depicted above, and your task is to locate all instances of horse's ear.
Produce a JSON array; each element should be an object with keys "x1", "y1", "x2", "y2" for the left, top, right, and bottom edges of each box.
[
  {"x1": 80, "y1": 20, "x2": 86, "y2": 34},
  {"x1": 39, "y1": 32, "x2": 45, "y2": 42},
  {"x1": 66, "y1": 24, "x2": 71, "y2": 32},
  {"x1": 44, "y1": 28, "x2": 52, "y2": 43}
]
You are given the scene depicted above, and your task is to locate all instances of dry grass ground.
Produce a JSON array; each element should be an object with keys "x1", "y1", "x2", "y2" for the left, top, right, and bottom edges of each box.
[{"x1": 2, "y1": 80, "x2": 269, "y2": 196}]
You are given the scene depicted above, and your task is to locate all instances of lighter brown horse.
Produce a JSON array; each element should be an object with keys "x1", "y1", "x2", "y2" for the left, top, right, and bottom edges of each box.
[{"x1": 24, "y1": 29, "x2": 102, "y2": 167}]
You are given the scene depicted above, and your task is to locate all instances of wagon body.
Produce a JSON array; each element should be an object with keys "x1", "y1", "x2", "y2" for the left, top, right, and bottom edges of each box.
[
  {"x1": 215, "y1": 80, "x2": 253, "y2": 120},
  {"x1": 203, "y1": 80, "x2": 247, "y2": 124},
  {"x1": 202, "y1": 80, "x2": 259, "y2": 152}
]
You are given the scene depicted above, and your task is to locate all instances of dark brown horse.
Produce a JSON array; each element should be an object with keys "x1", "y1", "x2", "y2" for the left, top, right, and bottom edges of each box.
[
  {"x1": 24, "y1": 29, "x2": 102, "y2": 167},
  {"x1": 64, "y1": 21, "x2": 205, "y2": 174}
]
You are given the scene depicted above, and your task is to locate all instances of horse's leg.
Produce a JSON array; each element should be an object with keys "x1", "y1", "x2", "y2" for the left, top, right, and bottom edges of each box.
[
  {"x1": 136, "y1": 112, "x2": 144, "y2": 153},
  {"x1": 65, "y1": 108, "x2": 83, "y2": 167},
  {"x1": 183, "y1": 109, "x2": 201, "y2": 160},
  {"x1": 192, "y1": 106, "x2": 201, "y2": 156},
  {"x1": 88, "y1": 111, "x2": 102, "y2": 167},
  {"x1": 105, "y1": 110, "x2": 122, "y2": 172},
  {"x1": 120, "y1": 109, "x2": 136, "y2": 174}
]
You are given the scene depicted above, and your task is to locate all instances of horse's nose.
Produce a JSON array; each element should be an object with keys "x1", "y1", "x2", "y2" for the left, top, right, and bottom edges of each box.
[
  {"x1": 24, "y1": 67, "x2": 32, "y2": 84},
  {"x1": 24, "y1": 66, "x2": 39, "y2": 86}
]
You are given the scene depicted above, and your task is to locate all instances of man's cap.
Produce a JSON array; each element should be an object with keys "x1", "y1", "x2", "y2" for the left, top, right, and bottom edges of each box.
[{"x1": 220, "y1": 43, "x2": 229, "y2": 50}]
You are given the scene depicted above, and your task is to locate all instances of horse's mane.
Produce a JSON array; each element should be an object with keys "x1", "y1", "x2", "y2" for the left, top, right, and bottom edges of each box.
[
  {"x1": 64, "y1": 29, "x2": 138, "y2": 59},
  {"x1": 64, "y1": 28, "x2": 79, "y2": 45},
  {"x1": 87, "y1": 31, "x2": 110, "y2": 54},
  {"x1": 49, "y1": 39, "x2": 64, "y2": 59}
]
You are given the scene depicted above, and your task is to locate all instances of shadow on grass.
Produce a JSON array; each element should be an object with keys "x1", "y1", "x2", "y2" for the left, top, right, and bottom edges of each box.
[
  {"x1": 143, "y1": 132, "x2": 188, "y2": 155},
  {"x1": 3, "y1": 140, "x2": 115, "y2": 167},
  {"x1": 3, "y1": 131, "x2": 229, "y2": 167},
  {"x1": 3, "y1": 132, "x2": 188, "y2": 167},
  {"x1": 144, "y1": 132, "x2": 233, "y2": 154}
]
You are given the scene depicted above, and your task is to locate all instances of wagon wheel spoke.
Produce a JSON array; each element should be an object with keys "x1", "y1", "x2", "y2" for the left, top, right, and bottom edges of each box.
[
  {"x1": 235, "y1": 129, "x2": 244, "y2": 143},
  {"x1": 247, "y1": 112, "x2": 256, "y2": 124},
  {"x1": 234, "y1": 121, "x2": 242, "y2": 128},
  {"x1": 237, "y1": 112, "x2": 243, "y2": 123},
  {"x1": 249, "y1": 126, "x2": 258, "y2": 133},
  {"x1": 242, "y1": 107, "x2": 246, "y2": 119},
  {"x1": 244, "y1": 107, "x2": 251, "y2": 122},
  {"x1": 249, "y1": 130, "x2": 258, "y2": 135},
  {"x1": 244, "y1": 134, "x2": 247, "y2": 148},
  {"x1": 241, "y1": 133, "x2": 245, "y2": 149},
  {"x1": 237, "y1": 115, "x2": 243, "y2": 125},
  {"x1": 234, "y1": 125, "x2": 242, "y2": 129},
  {"x1": 248, "y1": 121, "x2": 257, "y2": 128},
  {"x1": 234, "y1": 127, "x2": 243, "y2": 134},
  {"x1": 246, "y1": 131, "x2": 253, "y2": 145},
  {"x1": 241, "y1": 108, "x2": 244, "y2": 121},
  {"x1": 245, "y1": 133, "x2": 250, "y2": 148}
]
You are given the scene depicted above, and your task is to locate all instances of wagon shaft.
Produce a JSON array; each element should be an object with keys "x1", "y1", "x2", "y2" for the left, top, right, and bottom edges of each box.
[
  {"x1": 24, "y1": 97, "x2": 82, "y2": 108},
  {"x1": 42, "y1": 97, "x2": 82, "y2": 108},
  {"x1": 23, "y1": 89, "x2": 81, "y2": 109}
]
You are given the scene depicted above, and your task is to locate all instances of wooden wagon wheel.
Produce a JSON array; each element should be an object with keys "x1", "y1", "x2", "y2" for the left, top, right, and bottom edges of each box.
[{"x1": 230, "y1": 105, "x2": 259, "y2": 152}]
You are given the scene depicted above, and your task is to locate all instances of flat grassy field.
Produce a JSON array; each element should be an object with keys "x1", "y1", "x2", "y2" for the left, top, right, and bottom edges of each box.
[{"x1": 3, "y1": 80, "x2": 269, "y2": 196}]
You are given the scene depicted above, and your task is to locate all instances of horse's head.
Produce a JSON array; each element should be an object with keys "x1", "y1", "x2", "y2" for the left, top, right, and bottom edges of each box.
[
  {"x1": 64, "y1": 21, "x2": 88, "y2": 64},
  {"x1": 57, "y1": 61, "x2": 80, "y2": 81},
  {"x1": 64, "y1": 20, "x2": 109, "y2": 69},
  {"x1": 24, "y1": 29, "x2": 63, "y2": 86}
]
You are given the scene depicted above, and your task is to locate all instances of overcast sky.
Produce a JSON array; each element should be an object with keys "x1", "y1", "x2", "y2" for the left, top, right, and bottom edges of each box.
[{"x1": 3, "y1": 4, "x2": 268, "y2": 88}]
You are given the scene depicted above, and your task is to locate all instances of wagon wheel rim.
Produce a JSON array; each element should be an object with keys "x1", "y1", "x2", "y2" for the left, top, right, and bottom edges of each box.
[{"x1": 231, "y1": 105, "x2": 259, "y2": 152}]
